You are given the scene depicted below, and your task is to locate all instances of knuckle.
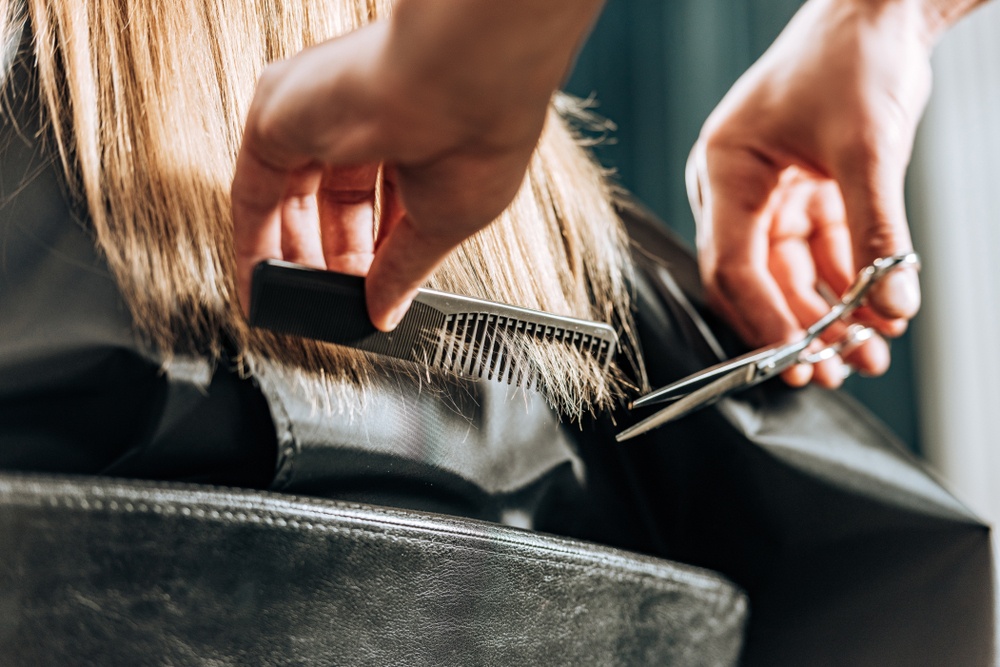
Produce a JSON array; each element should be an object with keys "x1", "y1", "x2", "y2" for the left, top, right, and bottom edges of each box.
[
  {"x1": 859, "y1": 225, "x2": 907, "y2": 257},
  {"x1": 248, "y1": 106, "x2": 283, "y2": 154},
  {"x1": 283, "y1": 194, "x2": 317, "y2": 214},
  {"x1": 246, "y1": 65, "x2": 293, "y2": 151}
]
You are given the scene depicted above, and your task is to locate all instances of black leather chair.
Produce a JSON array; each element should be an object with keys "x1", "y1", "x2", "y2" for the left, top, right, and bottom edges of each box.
[{"x1": 0, "y1": 472, "x2": 747, "y2": 666}]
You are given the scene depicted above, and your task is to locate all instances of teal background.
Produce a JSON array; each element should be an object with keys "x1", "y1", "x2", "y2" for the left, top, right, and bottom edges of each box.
[{"x1": 566, "y1": 0, "x2": 922, "y2": 452}]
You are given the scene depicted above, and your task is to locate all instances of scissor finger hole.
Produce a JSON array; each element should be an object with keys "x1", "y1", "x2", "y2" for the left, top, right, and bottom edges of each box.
[{"x1": 800, "y1": 323, "x2": 875, "y2": 365}]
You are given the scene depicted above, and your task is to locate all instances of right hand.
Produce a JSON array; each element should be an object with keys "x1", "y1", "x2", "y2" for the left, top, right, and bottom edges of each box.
[{"x1": 689, "y1": 0, "x2": 934, "y2": 387}]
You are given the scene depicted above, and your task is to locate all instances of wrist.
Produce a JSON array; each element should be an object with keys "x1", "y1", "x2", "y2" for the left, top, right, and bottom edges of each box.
[
  {"x1": 387, "y1": 0, "x2": 603, "y2": 110},
  {"x1": 855, "y1": 0, "x2": 988, "y2": 43},
  {"x1": 919, "y1": 0, "x2": 988, "y2": 39}
]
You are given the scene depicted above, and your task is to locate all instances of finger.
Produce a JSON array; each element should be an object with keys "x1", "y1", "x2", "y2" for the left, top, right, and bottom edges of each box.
[
  {"x1": 232, "y1": 147, "x2": 299, "y2": 315},
  {"x1": 696, "y1": 142, "x2": 803, "y2": 348},
  {"x1": 365, "y1": 215, "x2": 458, "y2": 331},
  {"x1": 376, "y1": 165, "x2": 407, "y2": 251},
  {"x1": 806, "y1": 181, "x2": 853, "y2": 297},
  {"x1": 232, "y1": 25, "x2": 393, "y2": 314},
  {"x1": 769, "y1": 237, "x2": 848, "y2": 388},
  {"x1": 366, "y1": 146, "x2": 531, "y2": 331},
  {"x1": 801, "y1": 181, "x2": 896, "y2": 376},
  {"x1": 773, "y1": 205, "x2": 892, "y2": 379},
  {"x1": 842, "y1": 328, "x2": 891, "y2": 377},
  {"x1": 280, "y1": 168, "x2": 325, "y2": 268},
  {"x1": 767, "y1": 176, "x2": 824, "y2": 387},
  {"x1": 807, "y1": 180, "x2": 912, "y2": 338},
  {"x1": 835, "y1": 154, "x2": 921, "y2": 321},
  {"x1": 318, "y1": 164, "x2": 379, "y2": 276},
  {"x1": 779, "y1": 364, "x2": 815, "y2": 388}
]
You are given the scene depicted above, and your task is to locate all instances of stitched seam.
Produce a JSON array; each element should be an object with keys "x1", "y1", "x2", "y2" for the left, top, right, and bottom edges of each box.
[
  {"x1": 31, "y1": 494, "x2": 742, "y2": 608},
  {"x1": 2, "y1": 475, "x2": 745, "y2": 598},
  {"x1": 9, "y1": 482, "x2": 735, "y2": 594}
]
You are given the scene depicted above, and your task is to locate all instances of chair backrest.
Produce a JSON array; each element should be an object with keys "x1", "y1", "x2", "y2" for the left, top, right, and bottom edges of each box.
[{"x1": 0, "y1": 473, "x2": 746, "y2": 666}]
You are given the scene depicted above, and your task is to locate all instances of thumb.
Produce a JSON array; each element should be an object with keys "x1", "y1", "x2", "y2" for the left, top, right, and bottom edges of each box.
[
  {"x1": 364, "y1": 215, "x2": 459, "y2": 331},
  {"x1": 836, "y1": 156, "x2": 921, "y2": 321}
]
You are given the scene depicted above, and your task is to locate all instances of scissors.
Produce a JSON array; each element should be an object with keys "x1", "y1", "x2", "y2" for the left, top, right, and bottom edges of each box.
[{"x1": 616, "y1": 252, "x2": 921, "y2": 442}]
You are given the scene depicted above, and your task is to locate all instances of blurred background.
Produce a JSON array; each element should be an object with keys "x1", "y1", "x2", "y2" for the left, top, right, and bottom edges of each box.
[{"x1": 566, "y1": 0, "x2": 1000, "y2": 526}]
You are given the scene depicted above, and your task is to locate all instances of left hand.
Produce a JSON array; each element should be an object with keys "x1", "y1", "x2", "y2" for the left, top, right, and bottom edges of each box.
[{"x1": 231, "y1": 0, "x2": 605, "y2": 332}]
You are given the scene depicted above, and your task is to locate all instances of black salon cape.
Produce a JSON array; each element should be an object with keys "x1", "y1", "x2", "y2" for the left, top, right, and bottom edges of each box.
[
  {"x1": 0, "y1": 26, "x2": 992, "y2": 667},
  {"x1": 579, "y1": 205, "x2": 994, "y2": 665}
]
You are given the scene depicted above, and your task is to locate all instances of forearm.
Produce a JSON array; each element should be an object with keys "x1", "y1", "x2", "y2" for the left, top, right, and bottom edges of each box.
[
  {"x1": 861, "y1": 0, "x2": 991, "y2": 42},
  {"x1": 386, "y1": 0, "x2": 604, "y2": 135},
  {"x1": 921, "y1": 0, "x2": 990, "y2": 34}
]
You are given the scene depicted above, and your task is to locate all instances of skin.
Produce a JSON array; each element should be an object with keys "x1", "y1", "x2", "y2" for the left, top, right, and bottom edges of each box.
[
  {"x1": 231, "y1": 0, "x2": 605, "y2": 331},
  {"x1": 232, "y1": 0, "x2": 987, "y2": 385},
  {"x1": 691, "y1": 0, "x2": 987, "y2": 387}
]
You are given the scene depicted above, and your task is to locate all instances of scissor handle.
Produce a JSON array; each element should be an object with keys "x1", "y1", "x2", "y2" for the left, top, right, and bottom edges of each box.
[
  {"x1": 628, "y1": 252, "x2": 921, "y2": 413},
  {"x1": 805, "y1": 252, "x2": 920, "y2": 339},
  {"x1": 800, "y1": 323, "x2": 875, "y2": 365},
  {"x1": 844, "y1": 252, "x2": 921, "y2": 305}
]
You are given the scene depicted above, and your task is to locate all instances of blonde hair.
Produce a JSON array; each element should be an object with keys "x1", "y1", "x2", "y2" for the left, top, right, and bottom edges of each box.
[{"x1": 8, "y1": 0, "x2": 642, "y2": 419}]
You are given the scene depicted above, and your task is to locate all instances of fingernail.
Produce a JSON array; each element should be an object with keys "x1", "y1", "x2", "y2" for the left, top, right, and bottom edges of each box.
[
  {"x1": 384, "y1": 298, "x2": 412, "y2": 332},
  {"x1": 782, "y1": 363, "x2": 812, "y2": 388},
  {"x1": 870, "y1": 269, "x2": 921, "y2": 320},
  {"x1": 826, "y1": 358, "x2": 847, "y2": 389}
]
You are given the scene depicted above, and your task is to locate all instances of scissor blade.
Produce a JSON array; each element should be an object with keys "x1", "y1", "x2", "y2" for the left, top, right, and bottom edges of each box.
[
  {"x1": 630, "y1": 343, "x2": 783, "y2": 409},
  {"x1": 616, "y1": 364, "x2": 754, "y2": 442}
]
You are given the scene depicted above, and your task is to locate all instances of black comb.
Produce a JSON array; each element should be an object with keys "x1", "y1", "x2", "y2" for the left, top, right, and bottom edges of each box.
[{"x1": 249, "y1": 260, "x2": 618, "y2": 387}]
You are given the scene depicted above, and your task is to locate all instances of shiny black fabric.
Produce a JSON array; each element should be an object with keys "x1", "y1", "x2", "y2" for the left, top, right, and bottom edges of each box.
[
  {"x1": 572, "y1": 203, "x2": 995, "y2": 665},
  {"x1": 0, "y1": 31, "x2": 276, "y2": 488}
]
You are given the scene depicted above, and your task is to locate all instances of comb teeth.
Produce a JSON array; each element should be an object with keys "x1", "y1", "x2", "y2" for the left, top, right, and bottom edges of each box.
[
  {"x1": 250, "y1": 260, "x2": 618, "y2": 389},
  {"x1": 432, "y1": 313, "x2": 614, "y2": 387}
]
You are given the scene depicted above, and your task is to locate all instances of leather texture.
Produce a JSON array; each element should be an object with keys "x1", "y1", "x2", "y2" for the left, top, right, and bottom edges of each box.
[{"x1": 0, "y1": 473, "x2": 747, "y2": 666}]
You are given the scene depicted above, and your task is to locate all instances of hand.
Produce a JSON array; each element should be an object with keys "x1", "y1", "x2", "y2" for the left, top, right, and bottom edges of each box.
[
  {"x1": 231, "y1": 0, "x2": 603, "y2": 331},
  {"x1": 689, "y1": 0, "x2": 933, "y2": 387}
]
